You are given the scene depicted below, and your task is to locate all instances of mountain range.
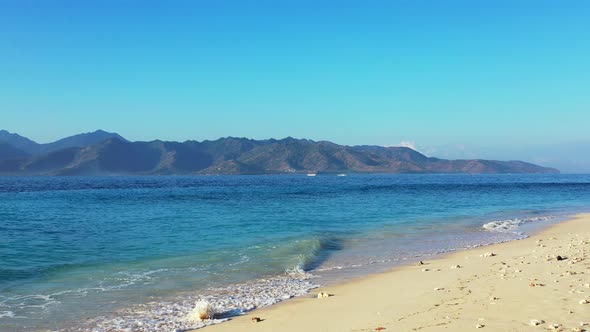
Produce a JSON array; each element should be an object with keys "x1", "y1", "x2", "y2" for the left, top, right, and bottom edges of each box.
[{"x1": 0, "y1": 130, "x2": 559, "y2": 175}]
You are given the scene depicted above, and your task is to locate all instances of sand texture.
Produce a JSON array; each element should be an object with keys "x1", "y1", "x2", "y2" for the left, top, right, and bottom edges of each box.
[{"x1": 194, "y1": 214, "x2": 590, "y2": 332}]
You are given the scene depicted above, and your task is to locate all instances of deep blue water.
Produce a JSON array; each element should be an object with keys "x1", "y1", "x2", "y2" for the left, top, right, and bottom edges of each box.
[{"x1": 1, "y1": 174, "x2": 589, "y2": 331}]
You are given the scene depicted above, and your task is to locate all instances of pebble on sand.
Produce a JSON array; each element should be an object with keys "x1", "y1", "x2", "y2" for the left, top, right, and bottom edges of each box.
[
  {"x1": 317, "y1": 292, "x2": 330, "y2": 298},
  {"x1": 450, "y1": 265, "x2": 462, "y2": 269},
  {"x1": 529, "y1": 319, "x2": 545, "y2": 326}
]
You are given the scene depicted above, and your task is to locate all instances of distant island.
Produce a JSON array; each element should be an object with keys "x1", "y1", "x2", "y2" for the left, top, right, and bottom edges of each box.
[{"x1": 0, "y1": 130, "x2": 559, "y2": 175}]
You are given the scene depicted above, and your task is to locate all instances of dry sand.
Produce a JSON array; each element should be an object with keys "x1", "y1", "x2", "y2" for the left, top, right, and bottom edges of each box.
[{"x1": 195, "y1": 214, "x2": 590, "y2": 332}]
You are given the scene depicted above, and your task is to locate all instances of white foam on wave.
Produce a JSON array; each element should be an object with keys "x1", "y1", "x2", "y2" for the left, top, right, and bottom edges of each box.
[
  {"x1": 228, "y1": 255, "x2": 250, "y2": 267},
  {"x1": 0, "y1": 280, "x2": 149, "y2": 314},
  {"x1": 64, "y1": 269, "x2": 319, "y2": 332},
  {"x1": 285, "y1": 264, "x2": 315, "y2": 280},
  {"x1": 0, "y1": 293, "x2": 61, "y2": 312},
  {"x1": 0, "y1": 310, "x2": 16, "y2": 318},
  {"x1": 114, "y1": 268, "x2": 168, "y2": 281},
  {"x1": 482, "y1": 216, "x2": 553, "y2": 233},
  {"x1": 0, "y1": 269, "x2": 172, "y2": 323}
]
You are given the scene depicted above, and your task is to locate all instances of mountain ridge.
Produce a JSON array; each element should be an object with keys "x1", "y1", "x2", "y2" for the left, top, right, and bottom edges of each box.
[
  {"x1": 0, "y1": 129, "x2": 126, "y2": 155},
  {"x1": 0, "y1": 130, "x2": 560, "y2": 175}
]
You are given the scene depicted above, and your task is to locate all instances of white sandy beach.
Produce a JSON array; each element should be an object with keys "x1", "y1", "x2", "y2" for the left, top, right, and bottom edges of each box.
[{"x1": 195, "y1": 214, "x2": 590, "y2": 332}]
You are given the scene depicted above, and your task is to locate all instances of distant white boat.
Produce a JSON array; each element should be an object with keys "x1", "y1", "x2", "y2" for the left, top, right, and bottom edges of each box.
[
  {"x1": 337, "y1": 173, "x2": 347, "y2": 177},
  {"x1": 306, "y1": 173, "x2": 317, "y2": 177}
]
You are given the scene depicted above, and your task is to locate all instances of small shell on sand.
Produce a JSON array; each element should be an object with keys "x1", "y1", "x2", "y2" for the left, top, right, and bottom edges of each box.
[
  {"x1": 317, "y1": 292, "x2": 330, "y2": 298},
  {"x1": 529, "y1": 319, "x2": 545, "y2": 326},
  {"x1": 529, "y1": 282, "x2": 545, "y2": 287},
  {"x1": 480, "y1": 252, "x2": 496, "y2": 257},
  {"x1": 548, "y1": 323, "x2": 561, "y2": 329},
  {"x1": 475, "y1": 324, "x2": 485, "y2": 328},
  {"x1": 579, "y1": 299, "x2": 589, "y2": 304},
  {"x1": 434, "y1": 287, "x2": 444, "y2": 291},
  {"x1": 422, "y1": 268, "x2": 430, "y2": 272},
  {"x1": 450, "y1": 265, "x2": 461, "y2": 269}
]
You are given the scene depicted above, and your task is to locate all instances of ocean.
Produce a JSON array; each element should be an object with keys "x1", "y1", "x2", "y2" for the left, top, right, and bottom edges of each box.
[{"x1": 1, "y1": 174, "x2": 589, "y2": 331}]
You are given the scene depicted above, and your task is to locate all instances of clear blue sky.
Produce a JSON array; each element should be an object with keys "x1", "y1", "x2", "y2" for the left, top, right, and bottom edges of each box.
[{"x1": 1, "y1": 1, "x2": 589, "y2": 170}]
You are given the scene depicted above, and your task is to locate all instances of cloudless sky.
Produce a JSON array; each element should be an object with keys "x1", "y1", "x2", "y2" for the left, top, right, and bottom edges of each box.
[{"x1": 1, "y1": 1, "x2": 589, "y2": 170}]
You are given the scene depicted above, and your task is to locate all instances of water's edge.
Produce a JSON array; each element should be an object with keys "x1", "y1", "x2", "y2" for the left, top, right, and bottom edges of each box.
[{"x1": 63, "y1": 212, "x2": 579, "y2": 332}]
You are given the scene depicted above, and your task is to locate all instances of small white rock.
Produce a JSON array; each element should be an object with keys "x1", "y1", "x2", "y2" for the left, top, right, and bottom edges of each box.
[
  {"x1": 529, "y1": 319, "x2": 545, "y2": 326},
  {"x1": 579, "y1": 299, "x2": 589, "y2": 304},
  {"x1": 475, "y1": 324, "x2": 485, "y2": 328},
  {"x1": 317, "y1": 292, "x2": 330, "y2": 298},
  {"x1": 450, "y1": 265, "x2": 462, "y2": 269}
]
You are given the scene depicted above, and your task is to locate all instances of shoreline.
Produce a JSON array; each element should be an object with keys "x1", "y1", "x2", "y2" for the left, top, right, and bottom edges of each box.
[
  {"x1": 194, "y1": 213, "x2": 590, "y2": 331},
  {"x1": 58, "y1": 214, "x2": 566, "y2": 332}
]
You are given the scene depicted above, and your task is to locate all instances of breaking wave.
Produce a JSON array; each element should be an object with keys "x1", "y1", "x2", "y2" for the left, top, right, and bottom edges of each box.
[
  {"x1": 64, "y1": 270, "x2": 319, "y2": 332},
  {"x1": 482, "y1": 215, "x2": 554, "y2": 232}
]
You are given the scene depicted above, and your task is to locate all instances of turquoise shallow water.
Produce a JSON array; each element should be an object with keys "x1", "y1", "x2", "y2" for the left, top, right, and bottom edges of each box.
[{"x1": 1, "y1": 174, "x2": 589, "y2": 331}]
